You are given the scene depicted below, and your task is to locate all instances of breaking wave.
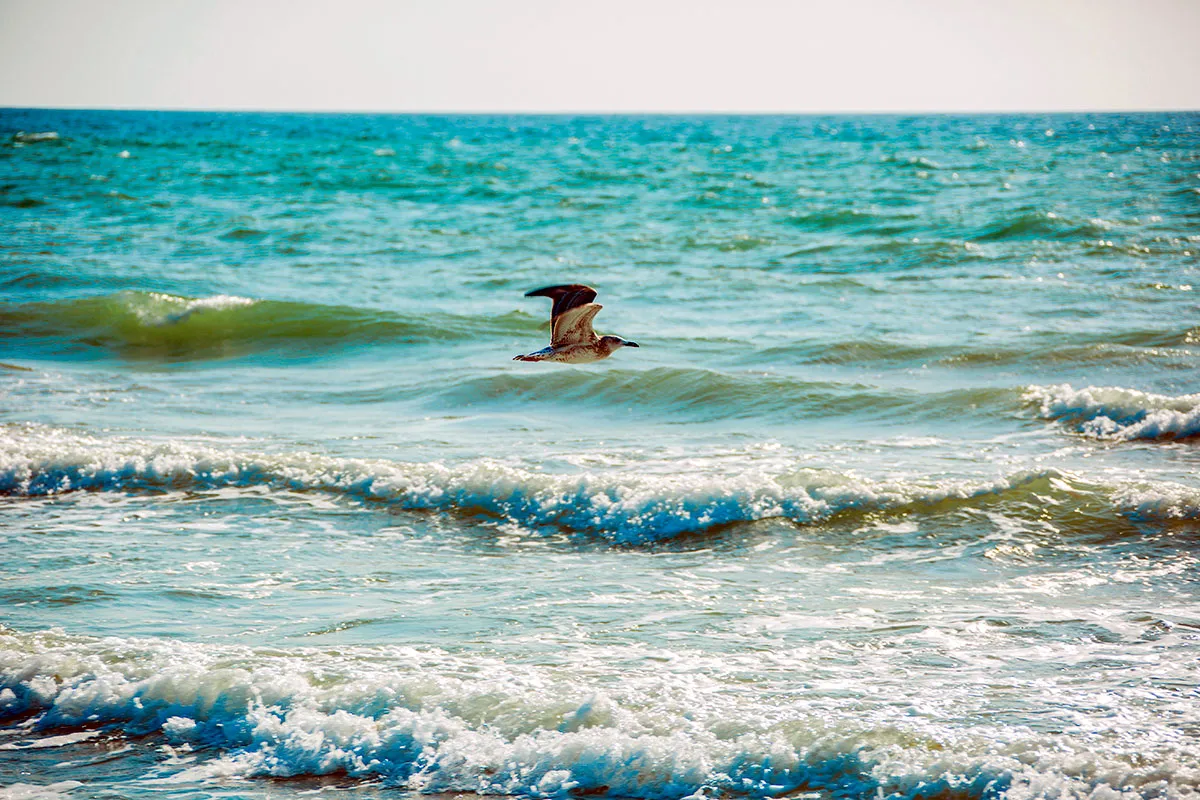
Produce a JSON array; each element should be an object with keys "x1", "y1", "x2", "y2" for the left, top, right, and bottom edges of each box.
[
  {"x1": 2, "y1": 628, "x2": 1198, "y2": 799},
  {"x1": 1025, "y1": 383, "x2": 1200, "y2": 441},
  {"x1": 3, "y1": 425, "x2": 1197, "y2": 543},
  {"x1": 10, "y1": 131, "x2": 60, "y2": 145}
]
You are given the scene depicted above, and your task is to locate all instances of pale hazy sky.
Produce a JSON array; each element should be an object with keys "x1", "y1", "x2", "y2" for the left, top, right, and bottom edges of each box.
[{"x1": 2, "y1": 0, "x2": 1198, "y2": 113}]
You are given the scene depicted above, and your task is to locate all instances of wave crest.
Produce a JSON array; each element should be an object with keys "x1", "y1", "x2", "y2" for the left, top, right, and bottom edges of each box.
[
  {"x1": 1025, "y1": 383, "x2": 1200, "y2": 441},
  {"x1": 0, "y1": 424, "x2": 1008, "y2": 543},
  {"x1": 2, "y1": 629, "x2": 1197, "y2": 799},
  {"x1": 4, "y1": 425, "x2": 1196, "y2": 542},
  {"x1": 0, "y1": 291, "x2": 535, "y2": 360}
]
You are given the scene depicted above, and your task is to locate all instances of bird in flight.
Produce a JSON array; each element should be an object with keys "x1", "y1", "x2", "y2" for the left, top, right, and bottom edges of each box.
[{"x1": 514, "y1": 284, "x2": 640, "y2": 363}]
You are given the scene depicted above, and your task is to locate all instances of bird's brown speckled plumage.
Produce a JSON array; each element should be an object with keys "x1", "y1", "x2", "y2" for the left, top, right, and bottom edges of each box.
[{"x1": 514, "y1": 284, "x2": 640, "y2": 363}]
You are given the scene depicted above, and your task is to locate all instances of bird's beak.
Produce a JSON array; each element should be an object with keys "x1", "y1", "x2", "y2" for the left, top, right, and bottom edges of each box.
[{"x1": 625, "y1": 341, "x2": 640, "y2": 347}]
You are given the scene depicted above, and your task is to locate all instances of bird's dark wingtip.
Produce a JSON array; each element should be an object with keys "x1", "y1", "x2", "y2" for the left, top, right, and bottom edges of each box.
[
  {"x1": 524, "y1": 284, "x2": 600, "y2": 321},
  {"x1": 525, "y1": 284, "x2": 595, "y2": 298}
]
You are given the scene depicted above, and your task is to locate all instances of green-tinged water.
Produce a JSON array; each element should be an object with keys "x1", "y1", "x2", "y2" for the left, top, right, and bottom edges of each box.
[{"x1": 1, "y1": 110, "x2": 1199, "y2": 800}]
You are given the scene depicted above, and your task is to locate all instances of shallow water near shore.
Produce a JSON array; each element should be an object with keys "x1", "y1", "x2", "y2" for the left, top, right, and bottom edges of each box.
[{"x1": 1, "y1": 110, "x2": 1199, "y2": 800}]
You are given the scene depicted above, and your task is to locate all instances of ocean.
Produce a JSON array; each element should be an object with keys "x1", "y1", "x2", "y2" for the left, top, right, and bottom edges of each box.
[{"x1": 1, "y1": 109, "x2": 1198, "y2": 800}]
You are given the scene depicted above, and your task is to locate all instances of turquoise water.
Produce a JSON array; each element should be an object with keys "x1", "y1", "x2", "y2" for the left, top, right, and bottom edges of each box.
[{"x1": 1, "y1": 110, "x2": 1199, "y2": 800}]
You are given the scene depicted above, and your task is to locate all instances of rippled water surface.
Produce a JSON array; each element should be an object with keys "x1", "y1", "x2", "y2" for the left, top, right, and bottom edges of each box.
[{"x1": 1, "y1": 111, "x2": 1199, "y2": 800}]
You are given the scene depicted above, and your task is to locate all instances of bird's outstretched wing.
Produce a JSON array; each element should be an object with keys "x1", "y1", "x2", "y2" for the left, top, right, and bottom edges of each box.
[
  {"x1": 524, "y1": 284, "x2": 598, "y2": 322},
  {"x1": 551, "y1": 303, "x2": 602, "y2": 347}
]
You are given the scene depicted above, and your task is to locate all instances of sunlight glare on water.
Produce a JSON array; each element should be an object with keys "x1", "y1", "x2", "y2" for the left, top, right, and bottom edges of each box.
[{"x1": 1, "y1": 110, "x2": 1199, "y2": 800}]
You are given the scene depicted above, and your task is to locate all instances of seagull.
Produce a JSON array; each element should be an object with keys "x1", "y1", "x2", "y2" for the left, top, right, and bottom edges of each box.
[{"x1": 513, "y1": 284, "x2": 640, "y2": 363}]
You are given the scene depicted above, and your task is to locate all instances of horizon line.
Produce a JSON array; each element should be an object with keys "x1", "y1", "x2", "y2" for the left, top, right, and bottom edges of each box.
[{"x1": 3, "y1": 104, "x2": 1199, "y2": 117}]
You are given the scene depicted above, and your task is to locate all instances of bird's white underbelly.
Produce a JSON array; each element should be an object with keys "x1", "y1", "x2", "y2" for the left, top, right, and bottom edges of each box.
[{"x1": 544, "y1": 344, "x2": 607, "y2": 363}]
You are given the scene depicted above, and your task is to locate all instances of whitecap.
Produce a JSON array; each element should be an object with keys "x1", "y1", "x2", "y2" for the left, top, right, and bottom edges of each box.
[
  {"x1": 11, "y1": 131, "x2": 60, "y2": 144},
  {"x1": 2, "y1": 629, "x2": 1199, "y2": 799},
  {"x1": 139, "y1": 292, "x2": 258, "y2": 326},
  {"x1": 1025, "y1": 383, "x2": 1200, "y2": 441},
  {"x1": 4, "y1": 424, "x2": 1192, "y2": 543},
  {"x1": 1113, "y1": 481, "x2": 1200, "y2": 520}
]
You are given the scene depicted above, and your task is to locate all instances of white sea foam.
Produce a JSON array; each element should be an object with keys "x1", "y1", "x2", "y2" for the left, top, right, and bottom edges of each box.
[
  {"x1": 133, "y1": 292, "x2": 258, "y2": 326},
  {"x1": 1113, "y1": 482, "x2": 1200, "y2": 521},
  {"x1": 11, "y1": 131, "x2": 60, "y2": 144},
  {"x1": 0, "y1": 423, "x2": 1097, "y2": 543},
  {"x1": 0, "y1": 784, "x2": 82, "y2": 800},
  {"x1": 0, "y1": 730, "x2": 102, "y2": 750},
  {"x1": 2, "y1": 629, "x2": 1198, "y2": 799},
  {"x1": 1025, "y1": 384, "x2": 1200, "y2": 441}
]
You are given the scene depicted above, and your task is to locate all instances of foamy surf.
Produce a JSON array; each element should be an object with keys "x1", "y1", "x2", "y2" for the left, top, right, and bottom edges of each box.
[
  {"x1": 1025, "y1": 384, "x2": 1200, "y2": 441},
  {"x1": 0, "y1": 783, "x2": 83, "y2": 800},
  {"x1": 2, "y1": 424, "x2": 1195, "y2": 541},
  {"x1": 2, "y1": 628, "x2": 1197, "y2": 800}
]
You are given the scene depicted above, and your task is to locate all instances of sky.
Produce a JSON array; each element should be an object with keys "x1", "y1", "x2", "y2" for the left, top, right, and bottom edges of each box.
[{"x1": 1, "y1": 0, "x2": 1198, "y2": 113}]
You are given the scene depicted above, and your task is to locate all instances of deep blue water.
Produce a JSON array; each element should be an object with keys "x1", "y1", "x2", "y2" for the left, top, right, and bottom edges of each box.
[{"x1": 1, "y1": 110, "x2": 1199, "y2": 800}]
